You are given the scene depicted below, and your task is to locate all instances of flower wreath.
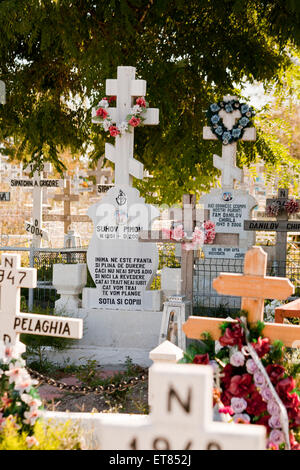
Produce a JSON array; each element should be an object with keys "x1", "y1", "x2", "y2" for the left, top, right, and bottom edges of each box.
[
  {"x1": 162, "y1": 221, "x2": 216, "y2": 251},
  {"x1": 266, "y1": 199, "x2": 300, "y2": 217},
  {"x1": 180, "y1": 314, "x2": 300, "y2": 450},
  {"x1": 206, "y1": 99, "x2": 255, "y2": 145},
  {"x1": 95, "y1": 96, "x2": 149, "y2": 138}
]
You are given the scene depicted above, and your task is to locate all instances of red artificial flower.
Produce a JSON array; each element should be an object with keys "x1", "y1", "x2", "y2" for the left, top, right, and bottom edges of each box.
[
  {"x1": 265, "y1": 364, "x2": 285, "y2": 385},
  {"x1": 108, "y1": 96, "x2": 116, "y2": 103},
  {"x1": 276, "y1": 377, "x2": 296, "y2": 397},
  {"x1": 246, "y1": 391, "x2": 267, "y2": 416},
  {"x1": 256, "y1": 414, "x2": 271, "y2": 432},
  {"x1": 96, "y1": 107, "x2": 109, "y2": 119},
  {"x1": 109, "y1": 125, "x2": 120, "y2": 137},
  {"x1": 221, "y1": 390, "x2": 233, "y2": 406},
  {"x1": 251, "y1": 337, "x2": 270, "y2": 358},
  {"x1": 219, "y1": 323, "x2": 245, "y2": 350},
  {"x1": 218, "y1": 406, "x2": 234, "y2": 415},
  {"x1": 136, "y1": 97, "x2": 146, "y2": 107},
  {"x1": 228, "y1": 374, "x2": 254, "y2": 398},
  {"x1": 288, "y1": 404, "x2": 300, "y2": 428},
  {"x1": 221, "y1": 364, "x2": 234, "y2": 388},
  {"x1": 128, "y1": 116, "x2": 141, "y2": 127},
  {"x1": 290, "y1": 432, "x2": 300, "y2": 450},
  {"x1": 193, "y1": 353, "x2": 210, "y2": 365}
]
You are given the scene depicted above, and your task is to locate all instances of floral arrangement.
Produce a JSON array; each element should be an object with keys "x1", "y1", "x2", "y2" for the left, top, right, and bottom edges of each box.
[
  {"x1": 206, "y1": 99, "x2": 255, "y2": 145},
  {"x1": 180, "y1": 315, "x2": 300, "y2": 450},
  {"x1": 0, "y1": 341, "x2": 83, "y2": 450},
  {"x1": 266, "y1": 198, "x2": 300, "y2": 217},
  {"x1": 95, "y1": 96, "x2": 148, "y2": 137},
  {"x1": 162, "y1": 220, "x2": 215, "y2": 251}
]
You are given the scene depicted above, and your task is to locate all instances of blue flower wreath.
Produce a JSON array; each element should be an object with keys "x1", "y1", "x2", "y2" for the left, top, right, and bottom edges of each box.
[{"x1": 206, "y1": 99, "x2": 255, "y2": 145}]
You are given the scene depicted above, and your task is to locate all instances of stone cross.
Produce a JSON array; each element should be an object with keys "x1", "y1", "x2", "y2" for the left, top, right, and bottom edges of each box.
[
  {"x1": 183, "y1": 246, "x2": 299, "y2": 348},
  {"x1": 203, "y1": 95, "x2": 256, "y2": 189},
  {"x1": 92, "y1": 66, "x2": 159, "y2": 186},
  {"x1": 0, "y1": 253, "x2": 83, "y2": 351},
  {"x1": 23, "y1": 162, "x2": 55, "y2": 248},
  {"x1": 99, "y1": 362, "x2": 266, "y2": 450},
  {"x1": 44, "y1": 178, "x2": 89, "y2": 234},
  {"x1": 244, "y1": 188, "x2": 300, "y2": 276}
]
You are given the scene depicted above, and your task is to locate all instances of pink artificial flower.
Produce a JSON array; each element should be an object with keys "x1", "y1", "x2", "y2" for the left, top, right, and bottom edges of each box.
[
  {"x1": 229, "y1": 351, "x2": 245, "y2": 367},
  {"x1": 245, "y1": 359, "x2": 257, "y2": 375},
  {"x1": 136, "y1": 97, "x2": 146, "y2": 107},
  {"x1": 128, "y1": 116, "x2": 141, "y2": 127},
  {"x1": 171, "y1": 225, "x2": 185, "y2": 241},
  {"x1": 269, "y1": 429, "x2": 285, "y2": 446},
  {"x1": 25, "y1": 436, "x2": 39, "y2": 448},
  {"x1": 109, "y1": 125, "x2": 120, "y2": 137},
  {"x1": 267, "y1": 441, "x2": 279, "y2": 450},
  {"x1": 267, "y1": 399, "x2": 281, "y2": 417},
  {"x1": 231, "y1": 397, "x2": 248, "y2": 414},
  {"x1": 161, "y1": 228, "x2": 172, "y2": 239},
  {"x1": 233, "y1": 413, "x2": 251, "y2": 424},
  {"x1": 253, "y1": 371, "x2": 266, "y2": 388},
  {"x1": 219, "y1": 406, "x2": 234, "y2": 415},
  {"x1": 261, "y1": 386, "x2": 274, "y2": 402},
  {"x1": 96, "y1": 107, "x2": 109, "y2": 119},
  {"x1": 268, "y1": 415, "x2": 282, "y2": 429},
  {"x1": 23, "y1": 408, "x2": 41, "y2": 426},
  {"x1": 192, "y1": 226, "x2": 204, "y2": 245}
]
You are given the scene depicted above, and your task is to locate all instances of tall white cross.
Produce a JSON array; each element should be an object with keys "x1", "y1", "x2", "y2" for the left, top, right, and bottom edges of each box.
[
  {"x1": 0, "y1": 80, "x2": 5, "y2": 104},
  {"x1": 92, "y1": 66, "x2": 159, "y2": 186},
  {"x1": 203, "y1": 95, "x2": 256, "y2": 189},
  {"x1": 0, "y1": 253, "x2": 83, "y2": 352}
]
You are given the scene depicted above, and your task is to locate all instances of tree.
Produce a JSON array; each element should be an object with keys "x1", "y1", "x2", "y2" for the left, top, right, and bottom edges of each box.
[{"x1": 0, "y1": 0, "x2": 299, "y2": 204}]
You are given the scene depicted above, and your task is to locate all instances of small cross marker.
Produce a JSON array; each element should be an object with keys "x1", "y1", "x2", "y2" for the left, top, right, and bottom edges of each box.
[{"x1": 0, "y1": 253, "x2": 83, "y2": 348}]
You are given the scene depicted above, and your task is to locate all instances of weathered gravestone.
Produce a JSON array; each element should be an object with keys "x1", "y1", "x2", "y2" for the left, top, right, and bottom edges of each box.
[
  {"x1": 244, "y1": 188, "x2": 300, "y2": 276},
  {"x1": 198, "y1": 96, "x2": 257, "y2": 309},
  {"x1": 83, "y1": 66, "x2": 160, "y2": 311},
  {"x1": 87, "y1": 155, "x2": 114, "y2": 196},
  {"x1": 0, "y1": 253, "x2": 83, "y2": 354},
  {"x1": 44, "y1": 177, "x2": 90, "y2": 235}
]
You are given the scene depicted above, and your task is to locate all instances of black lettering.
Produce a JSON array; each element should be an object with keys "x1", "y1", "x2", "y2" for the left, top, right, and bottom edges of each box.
[
  {"x1": 4, "y1": 257, "x2": 13, "y2": 268},
  {"x1": 62, "y1": 323, "x2": 70, "y2": 336},
  {"x1": 13, "y1": 318, "x2": 21, "y2": 329},
  {"x1": 167, "y1": 386, "x2": 191, "y2": 414},
  {"x1": 207, "y1": 441, "x2": 222, "y2": 450},
  {"x1": 153, "y1": 437, "x2": 170, "y2": 450}
]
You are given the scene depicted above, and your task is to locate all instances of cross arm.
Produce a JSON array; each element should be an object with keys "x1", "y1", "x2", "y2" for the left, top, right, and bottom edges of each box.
[
  {"x1": 183, "y1": 316, "x2": 300, "y2": 348},
  {"x1": 15, "y1": 312, "x2": 83, "y2": 339},
  {"x1": 203, "y1": 127, "x2": 256, "y2": 141},
  {"x1": 213, "y1": 273, "x2": 294, "y2": 300}
]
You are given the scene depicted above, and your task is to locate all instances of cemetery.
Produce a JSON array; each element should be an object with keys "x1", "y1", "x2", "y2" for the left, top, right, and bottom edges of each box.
[{"x1": 0, "y1": 2, "x2": 299, "y2": 454}]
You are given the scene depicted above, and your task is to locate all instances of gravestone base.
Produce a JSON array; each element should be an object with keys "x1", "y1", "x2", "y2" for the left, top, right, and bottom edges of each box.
[
  {"x1": 82, "y1": 288, "x2": 162, "y2": 311},
  {"x1": 44, "y1": 308, "x2": 163, "y2": 368}
]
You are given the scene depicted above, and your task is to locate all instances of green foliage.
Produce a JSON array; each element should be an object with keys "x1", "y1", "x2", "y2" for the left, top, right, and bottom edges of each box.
[
  {"x1": 0, "y1": 418, "x2": 84, "y2": 450},
  {"x1": 0, "y1": 1, "x2": 299, "y2": 203}
]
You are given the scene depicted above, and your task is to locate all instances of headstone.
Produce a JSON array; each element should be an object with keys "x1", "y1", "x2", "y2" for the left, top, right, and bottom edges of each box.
[
  {"x1": 83, "y1": 66, "x2": 160, "y2": 311},
  {"x1": 0, "y1": 253, "x2": 83, "y2": 350},
  {"x1": 244, "y1": 188, "x2": 300, "y2": 276},
  {"x1": 98, "y1": 362, "x2": 266, "y2": 450},
  {"x1": 201, "y1": 95, "x2": 257, "y2": 260}
]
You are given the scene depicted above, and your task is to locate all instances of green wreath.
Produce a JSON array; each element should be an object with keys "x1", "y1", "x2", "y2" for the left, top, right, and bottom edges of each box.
[{"x1": 206, "y1": 99, "x2": 255, "y2": 145}]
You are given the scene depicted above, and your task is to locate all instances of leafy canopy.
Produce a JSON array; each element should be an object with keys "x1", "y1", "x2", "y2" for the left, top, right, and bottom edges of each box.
[{"x1": 0, "y1": 0, "x2": 299, "y2": 203}]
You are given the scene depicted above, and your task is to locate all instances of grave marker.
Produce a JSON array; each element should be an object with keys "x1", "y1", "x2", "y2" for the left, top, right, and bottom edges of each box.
[
  {"x1": 44, "y1": 178, "x2": 90, "y2": 234},
  {"x1": 84, "y1": 66, "x2": 160, "y2": 310},
  {"x1": 201, "y1": 95, "x2": 257, "y2": 259},
  {"x1": 244, "y1": 188, "x2": 300, "y2": 276},
  {"x1": 0, "y1": 192, "x2": 10, "y2": 201},
  {"x1": 87, "y1": 156, "x2": 114, "y2": 195},
  {"x1": 99, "y1": 362, "x2": 266, "y2": 450},
  {"x1": 0, "y1": 253, "x2": 83, "y2": 348},
  {"x1": 183, "y1": 246, "x2": 299, "y2": 347}
]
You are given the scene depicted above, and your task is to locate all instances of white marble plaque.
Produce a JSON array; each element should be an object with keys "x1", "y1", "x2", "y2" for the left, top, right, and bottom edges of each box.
[{"x1": 84, "y1": 186, "x2": 160, "y2": 310}]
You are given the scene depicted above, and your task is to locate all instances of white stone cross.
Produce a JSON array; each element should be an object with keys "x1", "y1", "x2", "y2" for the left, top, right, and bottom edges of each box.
[
  {"x1": 0, "y1": 80, "x2": 5, "y2": 104},
  {"x1": 0, "y1": 253, "x2": 83, "y2": 352},
  {"x1": 22, "y1": 162, "x2": 63, "y2": 247},
  {"x1": 98, "y1": 362, "x2": 266, "y2": 450},
  {"x1": 203, "y1": 95, "x2": 256, "y2": 188},
  {"x1": 92, "y1": 66, "x2": 159, "y2": 186}
]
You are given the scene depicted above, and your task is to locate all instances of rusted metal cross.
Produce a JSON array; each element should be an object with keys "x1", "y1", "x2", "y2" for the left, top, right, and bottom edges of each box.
[{"x1": 183, "y1": 246, "x2": 299, "y2": 347}]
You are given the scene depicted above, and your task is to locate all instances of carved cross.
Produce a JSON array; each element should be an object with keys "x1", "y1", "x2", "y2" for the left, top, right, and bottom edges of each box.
[{"x1": 92, "y1": 66, "x2": 159, "y2": 186}]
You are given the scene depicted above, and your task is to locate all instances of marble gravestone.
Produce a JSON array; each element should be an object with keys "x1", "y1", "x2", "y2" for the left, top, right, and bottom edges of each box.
[
  {"x1": 201, "y1": 95, "x2": 257, "y2": 260},
  {"x1": 82, "y1": 66, "x2": 161, "y2": 312},
  {"x1": 196, "y1": 96, "x2": 257, "y2": 309}
]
